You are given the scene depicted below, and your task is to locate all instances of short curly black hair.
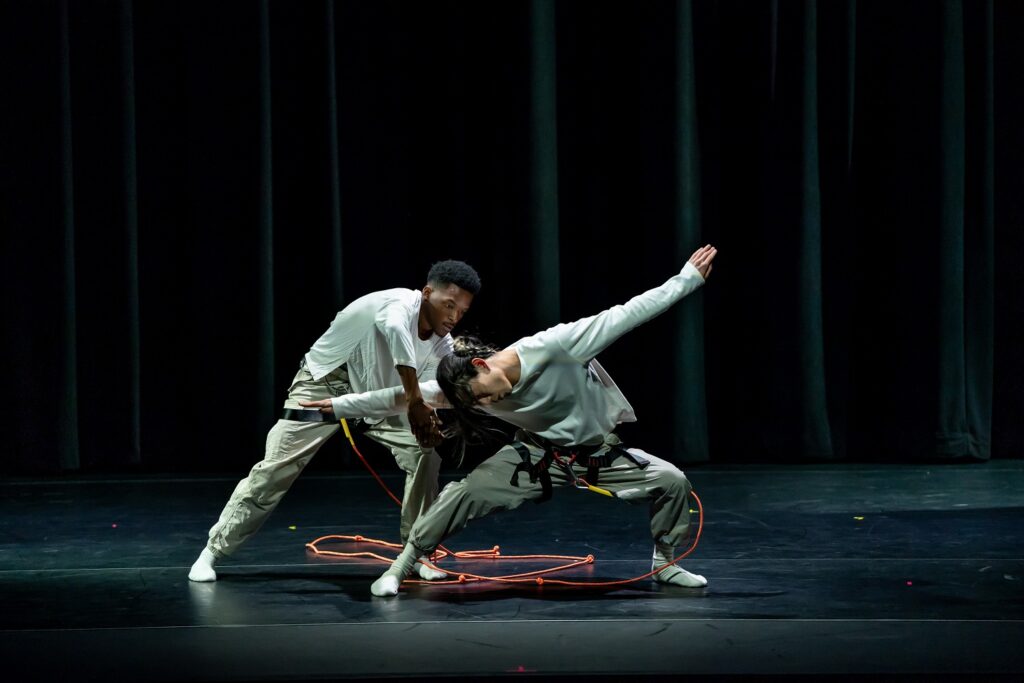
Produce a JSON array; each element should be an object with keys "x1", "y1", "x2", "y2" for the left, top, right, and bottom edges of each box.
[{"x1": 427, "y1": 260, "x2": 481, "y2": 295}]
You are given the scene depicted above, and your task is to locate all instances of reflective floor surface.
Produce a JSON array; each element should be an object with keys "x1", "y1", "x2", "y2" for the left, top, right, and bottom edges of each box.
[{"x1": 2, "y1": 461, "x2": 1023, "y2": 681}]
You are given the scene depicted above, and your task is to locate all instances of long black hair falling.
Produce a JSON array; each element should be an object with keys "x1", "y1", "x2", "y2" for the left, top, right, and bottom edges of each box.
[{"x1": 436, "y1": 336, "x2": 509, "y2": 463}]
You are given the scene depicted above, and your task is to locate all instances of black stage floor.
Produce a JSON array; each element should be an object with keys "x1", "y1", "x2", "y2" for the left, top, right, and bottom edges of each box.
[{"x1": 2, "y1": 462, "x2": 1023, "y2": 681}]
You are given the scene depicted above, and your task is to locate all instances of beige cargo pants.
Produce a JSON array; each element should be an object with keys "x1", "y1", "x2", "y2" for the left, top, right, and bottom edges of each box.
[
  {"x1": 205, "y1": 362, "x2": 441, "y2": 559},
  {"x1": 406, "y1": 433, "x2": 693, "y2": 554}
]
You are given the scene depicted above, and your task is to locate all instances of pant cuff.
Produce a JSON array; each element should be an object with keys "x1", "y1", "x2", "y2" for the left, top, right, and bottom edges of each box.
[{"x1": 206, "y1": 544, "x2": 230, "y2": 561}]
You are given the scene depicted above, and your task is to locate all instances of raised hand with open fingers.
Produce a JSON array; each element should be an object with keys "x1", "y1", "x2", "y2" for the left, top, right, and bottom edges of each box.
[{"x1": 688, "y1": 244, "x2": 717, "y2": 280}]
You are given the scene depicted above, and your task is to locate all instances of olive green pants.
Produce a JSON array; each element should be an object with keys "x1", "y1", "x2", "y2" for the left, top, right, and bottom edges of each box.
[
  {"x1": 407, "y1": 433, "x2": 693, "y2": 554},
  {"x1": 205, "y1": 363, "x2": 440, "y2": 558}
]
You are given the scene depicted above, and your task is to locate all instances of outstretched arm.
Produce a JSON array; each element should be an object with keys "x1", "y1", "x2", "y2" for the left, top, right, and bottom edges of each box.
[
  {"x1": 299, "y1": 380, "x2": 450, "y2": 420},
  {"x1": 553, "y1": 245, "x2": 716, "y2": 362}
]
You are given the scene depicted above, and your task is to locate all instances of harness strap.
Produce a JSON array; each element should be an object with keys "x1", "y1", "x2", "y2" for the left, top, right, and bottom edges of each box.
[
  {"x1": 509, "y1": 442, "x2": 554, "y2": 504},
  {"x1": 574, "y1": 445, "x2": 649, "y2": 471},
  {"x1": 613, "y1": 445, "x2": 650, "y2": 470},
  {"x1": 508, "y1": 438, "x2": 647, "y2": 503},
  {"x1": 573, "y1": 445, "x2": 648, "y2": 489}
]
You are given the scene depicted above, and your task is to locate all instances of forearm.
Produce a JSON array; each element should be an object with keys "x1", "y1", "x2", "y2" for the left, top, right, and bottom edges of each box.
[
  {"x1": 329, "y1": 381, "x2": 449, "y2": 419},
  {"x1": 331, "y1": 387, "x2": 406, "y2": 419},
  {"x1": 558, "y1": 262, "x2": 705, "y2": 360},
  {"x1": 396, "y1": 365, "x2": 424, "y2": 405}
]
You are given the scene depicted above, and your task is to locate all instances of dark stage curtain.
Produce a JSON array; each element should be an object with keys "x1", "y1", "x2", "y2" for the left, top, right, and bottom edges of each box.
[{"x1": 1, "y1": 0, "x2": 1021, "y2": 473}]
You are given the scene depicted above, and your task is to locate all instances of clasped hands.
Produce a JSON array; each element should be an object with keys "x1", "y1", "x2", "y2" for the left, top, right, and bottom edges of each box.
[{"x1": 407, "y1": 397, "x2": 445, "y2": 448}]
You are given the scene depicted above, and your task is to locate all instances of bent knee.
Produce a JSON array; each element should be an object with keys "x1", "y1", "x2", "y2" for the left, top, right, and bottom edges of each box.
[{"x1": 657, "y1": 466, "x2": 692, "y2": 495}]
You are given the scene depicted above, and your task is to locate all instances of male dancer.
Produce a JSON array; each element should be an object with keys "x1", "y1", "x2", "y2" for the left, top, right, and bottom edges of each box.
[
  {"x1": 304, "y1": 246, "x2": 716, "y2": 596},
  {"x1": 188, "y1": 260, "x2": 480, "y2": 583}
]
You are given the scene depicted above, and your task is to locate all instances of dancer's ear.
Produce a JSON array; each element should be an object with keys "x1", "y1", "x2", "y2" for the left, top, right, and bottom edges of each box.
[{"x1": 470, "y1": 358, "x2": 489, "y2": 371}]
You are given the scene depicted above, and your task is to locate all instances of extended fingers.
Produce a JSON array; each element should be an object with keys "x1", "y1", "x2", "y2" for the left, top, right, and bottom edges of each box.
[
  {"x1": 300, "y1": 398, "x2": 334, "y2": 415},
  {"x1": 690, "y1": 244, "x2": 716, "y2": 266}
]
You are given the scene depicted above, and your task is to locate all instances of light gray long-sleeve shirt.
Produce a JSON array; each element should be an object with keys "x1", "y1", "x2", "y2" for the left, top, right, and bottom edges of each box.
[{"x1": 329, "y1": 263, "x2": 705, "y2": 445}]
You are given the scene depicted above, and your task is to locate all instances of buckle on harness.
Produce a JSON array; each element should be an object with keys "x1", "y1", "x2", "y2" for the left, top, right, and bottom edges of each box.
[
  {"x1": 549, "y1": 448, "x2": 617, "y2": 499},
  {"x1": 549, "y1": 449, "x2": 587, "y2": 491}
]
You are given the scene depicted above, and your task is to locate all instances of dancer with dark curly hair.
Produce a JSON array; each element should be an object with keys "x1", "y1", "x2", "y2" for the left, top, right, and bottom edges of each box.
[
  {"x1": 318, "y1": 246, "x2": 717, "y2": 596},
  {"x1": 188, "y1": 260, "x2": 480, "y2": 583}
]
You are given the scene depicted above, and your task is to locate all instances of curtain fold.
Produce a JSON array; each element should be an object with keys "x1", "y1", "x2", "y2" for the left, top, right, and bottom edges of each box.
[
  {"x1": 529, "y1": 0, "x2": 561, "y2": 330},
  {"x1": 119, "y1": 0, "x2": 141, "y2": 463},
  {"x1": 325, "y1": 0, "x2": 344, "y2": 307},
  {"x1": 58, "y1": 0, "x2": 81, "y2": 471},
  {"x1": 934, "y1": 0, "x2": 994, "y2": 460},
  {"x1": 795, "y1": 0, "x2": 834, "y2": 458},
  {"x1": 672, "y1": 0, "x2": 709, "y2": 462},
  {"x1": 936, "y1": 0, "x2": 969, "y2": 457},
  {"x1": 256, "y1": 0, "x2": 276, "y2": 432},
  {"x1": 962, "y1": 0, "x2": 995, "y2": 460}
]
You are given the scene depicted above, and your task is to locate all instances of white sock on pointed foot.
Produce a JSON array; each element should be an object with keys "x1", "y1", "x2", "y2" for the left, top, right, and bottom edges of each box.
[
  {"x1": 651, "y1": 544, "x2": 707, "y2": 587},
  {"x1": 370, "y1": 573, "x2": 402, "y2": 597},
  {"x1": 188, "y1": 547, "x2": 218, "y2": 582},
  {"x1": 370, "y1": 543, "x2": 421, "y2": 597},
  {"x1": 416, "y1": 557, "x2": 447, "y2": 581}
]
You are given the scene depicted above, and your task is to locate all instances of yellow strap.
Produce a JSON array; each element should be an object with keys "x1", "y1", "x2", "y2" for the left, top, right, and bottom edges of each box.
[
  {"x1": 340, "y1": 418, "x2": 354, "y2": 444},
  {"x1": 585, "y1": 483, "x2": 616, "y2": 498}
]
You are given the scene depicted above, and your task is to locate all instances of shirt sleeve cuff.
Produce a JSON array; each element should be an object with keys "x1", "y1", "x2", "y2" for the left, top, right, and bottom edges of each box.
[
  {"x1": 682, "y1": 261, "x2": 705, "y2": 282},
  {"x1": 330, "y1": 395, "x2": 352, "y2": 419}
]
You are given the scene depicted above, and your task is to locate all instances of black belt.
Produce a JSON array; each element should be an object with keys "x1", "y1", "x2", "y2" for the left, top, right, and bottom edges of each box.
[
  {"x1": 519, "y1": 433, "x2": 604, "y2": 458},
  {"x1": 526, "y1": 434, "x2": 648, "y2": 465},
  {"x1": 282, "y1": 408, "x2": 336, "y2": 424}
]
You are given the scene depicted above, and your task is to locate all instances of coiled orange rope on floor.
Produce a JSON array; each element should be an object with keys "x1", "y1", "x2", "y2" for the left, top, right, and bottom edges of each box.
[{"x1": 305, "y1": 419, "x2": 703, "y2": 588}]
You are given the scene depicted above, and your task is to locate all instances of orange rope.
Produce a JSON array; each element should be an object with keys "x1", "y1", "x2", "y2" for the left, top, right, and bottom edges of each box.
[{"x1": 307, "y1": 419, "x2": 703, "y2": 588}]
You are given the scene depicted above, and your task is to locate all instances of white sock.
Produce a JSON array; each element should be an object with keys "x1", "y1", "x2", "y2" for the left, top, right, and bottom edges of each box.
[
  {"x1": 370, "y1": 543, "x2": 420, "y2": 597},
  {"x1": 188, "y1": 547, "x2": 218, "y2": 583},
  {"x1": 651, "y1": 544, "x2": 707, "y2": 588},
  {"x1": 415, "y1": 556, "x2": 447, "y2": 581}
]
